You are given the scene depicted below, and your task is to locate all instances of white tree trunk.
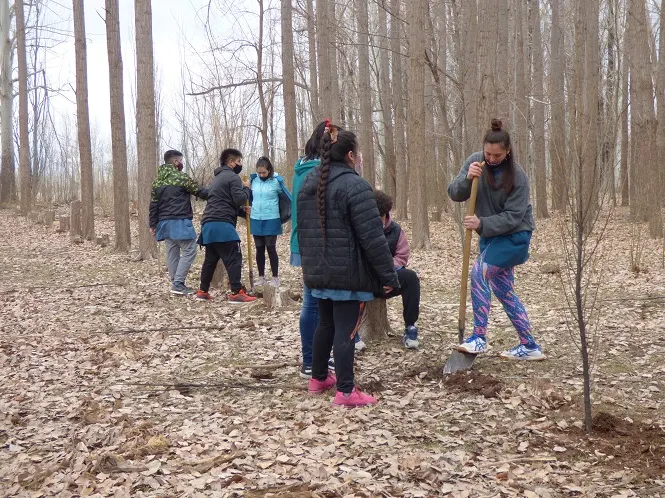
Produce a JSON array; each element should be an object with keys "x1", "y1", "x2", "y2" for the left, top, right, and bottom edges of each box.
[
  {"x1": 0, "y1": 0, "x2": 15, "y2": 204},
  {"x1": 15, "y1": 0, "x2": 31, "y2": 215}
]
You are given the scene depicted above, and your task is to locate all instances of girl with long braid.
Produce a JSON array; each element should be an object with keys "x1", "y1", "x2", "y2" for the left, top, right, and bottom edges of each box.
[
  {"x1": 297, "y1": 122, "x2": 399, "y2": 406},
  {"x1": 448, "y1": 119, "x2": 544, "y2": 360}
]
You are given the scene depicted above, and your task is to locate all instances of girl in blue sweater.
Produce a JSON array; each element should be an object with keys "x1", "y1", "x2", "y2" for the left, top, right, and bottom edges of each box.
[{"x1": 250, "y1": 157, "x2": 289, "y2": 287}]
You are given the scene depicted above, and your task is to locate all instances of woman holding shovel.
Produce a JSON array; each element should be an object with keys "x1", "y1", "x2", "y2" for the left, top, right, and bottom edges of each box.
[{"x1": 448, "y1": 119, "x2": 544, "y2": 360}]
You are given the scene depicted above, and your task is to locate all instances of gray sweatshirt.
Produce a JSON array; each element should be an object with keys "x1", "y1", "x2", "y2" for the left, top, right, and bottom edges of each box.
[{"x1": 448, "y1": 151, "x2": 535, "y2": 238}]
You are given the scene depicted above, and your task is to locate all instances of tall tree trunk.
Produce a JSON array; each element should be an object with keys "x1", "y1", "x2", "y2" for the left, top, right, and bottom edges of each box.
[
  {"x1": 602, "y1": 0, "x2": 619, "y2": 206},
  {"x1": 135, "y1": 0, "x2": 158, "y2": 259},
  {"x1": 329, "y1": 2, "x2": 341, "y2": 124},
  {"x1": 315, "y1": 0, "x2": 332, "y2": 121},
  {"x1": 628, "y1": 0, "x2": 661, "y2": 236},
  {"x1": 0, "y1": 0, "x2": 15, "y2": 204},
  {"x1": 306, "y1": 0, "x2": 319, "y2": 127},
  {"x1": 15, "y1": 0, "x2": 30, "y2": 215},
  {"x1": 106, "y1": 0, "x2": 131, "y2": 251},
  {"x1": 656, "y1": 0, "x2": 665, "y2": 207},
  {"x1": 73, "y1": 0, "x2": 95, "y2": 240},
  {"x1": 256, "y1": 0, "x2": 270, "y2": 158},
  {"x1": 461, "y1": 0, "x2": 479, "y2": 153},
  {"x1": 356, "y1": 0, "x2": 375, "y2": 186},
  {"x1": 378, "y1": 0, "x2": 396, "y2": 198},
  {"x1": 407, "y1": 0, "x2": 430, "y2": 248},
  {"x1": 530, "y1": 0, "x2": 548, "y2": 218},
  {"x1": 281, "y1": 0, "x2": 298, "y2": 177},
  {"x1": 549, "y1": 0, "x2": 566, "y2": 211},
  {"x1": 514, "y1": 0, "x2": 529, "y2": 165},
  {"x1": 620, "y1": 20, "x2": 629, "y2": 208},
  {"x1": 391, "y1": 0, "x2": 408, "y2": 218}
]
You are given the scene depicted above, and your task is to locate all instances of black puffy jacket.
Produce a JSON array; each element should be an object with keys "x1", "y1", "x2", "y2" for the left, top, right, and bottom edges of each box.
[
  {"x1": 297, "y1": 162, "x2": 399, "y2": 294},
  {"x1": 201, "y1": 166, "x2": 251, "y2": 226}
]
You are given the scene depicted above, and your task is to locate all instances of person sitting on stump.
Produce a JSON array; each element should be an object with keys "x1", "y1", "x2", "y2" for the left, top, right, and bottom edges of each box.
[
  {"x1": 149, "y1": 149, "x2": 208, "y2": 295},
  {"x1": 196, "y1": 148, "x2": 257, "y2": 303},
  {"x1": 372, "y1": 190, "x2": 420, "y2": 350},
  {"x1": 447, "y1": 118, "x2": 543, "y2": 360}
]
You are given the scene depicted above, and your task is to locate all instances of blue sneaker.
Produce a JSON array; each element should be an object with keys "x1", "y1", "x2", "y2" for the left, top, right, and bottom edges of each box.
[
  {"x1": 301, "y1": 358, "x2": 336, "y2": 379},
  {"x1": 171, "y1": 283, "x2": 194, "y2": 295},
  {"x1": 354, "y1": 333, "x2": 367, "y2": 351},
  {"x1": 403, "y1": 326, "x2": 419, "y2": 349},
  {"x1": 500, "y1": 343, "x2": 545, "y2": 360},
  {"x1": 455, "y1": 334, "x2": 487, "y2": 354}
]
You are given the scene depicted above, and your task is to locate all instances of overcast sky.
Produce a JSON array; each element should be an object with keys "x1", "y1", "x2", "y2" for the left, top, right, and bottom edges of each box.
[{"x1": 46, "y1": 0, "x2": 214, "y2": 149}]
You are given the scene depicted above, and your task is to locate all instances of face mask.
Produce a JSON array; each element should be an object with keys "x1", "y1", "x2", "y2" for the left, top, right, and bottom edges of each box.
[
  {"x1": 233, "y1": 164, "x2": 243, "y2": 175},
  {"x1": 259, "y1": 175, "x2": 269, "y2": 181},
  {"x1": 484, "y1": 156, "x2": 507, "y2": 168},
  {"x1": 176, "y1": 161, "x2": 184, "y2": 171}
]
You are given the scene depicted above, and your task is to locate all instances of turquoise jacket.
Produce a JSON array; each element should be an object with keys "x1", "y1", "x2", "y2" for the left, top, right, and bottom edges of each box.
[
  {"x1": 249, "y1": 173, "x2": 290, "y2": 221},
  {"x1": 289, "y1": 157, "x2": 320, "y2": 256}
]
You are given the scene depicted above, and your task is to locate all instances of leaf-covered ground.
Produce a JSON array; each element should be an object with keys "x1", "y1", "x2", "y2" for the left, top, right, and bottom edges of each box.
[{"x1": 1, "y1": 208, "x2": 664, "y2": 497}]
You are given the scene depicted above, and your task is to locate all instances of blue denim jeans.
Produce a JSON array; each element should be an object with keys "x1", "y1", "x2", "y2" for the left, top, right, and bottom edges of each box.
[{"x1": 300, "y1": 284, "x2": 319, "y2": 367}]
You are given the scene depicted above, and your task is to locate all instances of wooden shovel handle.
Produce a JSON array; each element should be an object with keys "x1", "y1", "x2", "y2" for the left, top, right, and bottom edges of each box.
[{"x1": 458, "y1": 163, "x2": 483, "y2": 342}]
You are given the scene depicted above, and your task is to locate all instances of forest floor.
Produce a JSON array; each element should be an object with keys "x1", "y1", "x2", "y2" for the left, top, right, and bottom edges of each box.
[{"x1": 0, "y1": 207, "x2": 664, "y2": 497}]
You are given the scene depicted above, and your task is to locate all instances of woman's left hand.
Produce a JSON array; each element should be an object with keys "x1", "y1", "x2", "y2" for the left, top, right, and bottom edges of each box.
[{"x1": 463, "y1": 215, "x2": 480, "y2": 230}]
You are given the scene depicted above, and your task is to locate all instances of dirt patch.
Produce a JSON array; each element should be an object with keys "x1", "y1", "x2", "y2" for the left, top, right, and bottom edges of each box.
[
  {"x1": 361, "y1": 379, "x2": 385, "y2": 393},
  {"x1": 402, "y1": 362, "x2": 446, "y2": 381},
  {"x1": 444, "y1": 371, "x2": 503, "y2": 398},
  {"x1": 551, "y1": 411, "x2": 665, "y2": 478}
]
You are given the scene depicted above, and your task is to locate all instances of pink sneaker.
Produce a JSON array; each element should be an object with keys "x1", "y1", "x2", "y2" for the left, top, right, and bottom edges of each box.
[
  {"x1": 308, "y1": 373, "x2": 336, "y2": 394},
  {"x1": 332, "y1": 387, "x2": 377, "y2": 407}
]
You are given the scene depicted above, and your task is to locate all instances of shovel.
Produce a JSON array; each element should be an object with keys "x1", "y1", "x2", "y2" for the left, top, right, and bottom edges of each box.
[
  {"x1": 443, "y1": 163, "x2": 484, "y2": 374},
  {"x1": 243, "y1": 176, "x2": 255, "y2": 295}
]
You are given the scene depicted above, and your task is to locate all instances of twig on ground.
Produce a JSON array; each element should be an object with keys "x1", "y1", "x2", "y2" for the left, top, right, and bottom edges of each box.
[{"x1": 0, "y1": 282, "x2": 127, "y2": 294}]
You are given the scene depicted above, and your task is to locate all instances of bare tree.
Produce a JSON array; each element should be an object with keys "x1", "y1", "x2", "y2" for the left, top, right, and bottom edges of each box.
[
  {"x1": 135, "y1": 0, "x2": 157, "y2": 258},
  {"x1": 306, "y1": 0, "x2": 319, "y2": 126},
  {"x1": 377, "y1": 0, "x2": 395, "y2": 198},
  {"x1": 15, "y1": 0, "x2": 30, "y2": 214},
  {"x1": 0, "y1": 0, "x2": 15, "y2": 204},
  {"x1": 105, "y1": 0, "x2": 130, "y2": 251},
  {"x1": 391, "y1": 0, "x2": 407, "y2": 219},
  {"x1": 72, "y1": 0, "x2": 95, "y2": 240},
  {"x1": 656, "y1": 0, "x2": 665, "y2": 206},
  {"x1": 356, "y1": 0, "x2": 375, "y2": 186},
  {"x1": 549, "y1": 0, "x2": 566, "y2": 212},
  {"x1": 281, "y1": 0, "x2": 298, "y2": 175},
  {"x1": 407, "y1": 0, "x2": 430, "y2": 248},
  {"x1": 529, "y1": 0, "x2": 548, "y2": 218}
]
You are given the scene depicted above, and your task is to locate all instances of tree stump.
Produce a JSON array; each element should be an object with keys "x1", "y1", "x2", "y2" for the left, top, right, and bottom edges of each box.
[
  {"x1": 211, "y1": 261, "x2": 229, "y2": 292},
  {"x1": 96, "y1": 234, "x2": 110, "y2": 247},
  {"x1": 70, "y1": 201, "x2": 83, "y2": 239},
  {"x1": 43, "y1": 210, "x2": 56, "y2": 226},
  {"x1": 57, "y1": 216, "x2": 70, "y2": 233},
  {"x1": 358, "y1": 298, "x2": 393, "y2": 344},
  {"x1": 263, "y1": 284, "x2": 293, "y2": 308}
]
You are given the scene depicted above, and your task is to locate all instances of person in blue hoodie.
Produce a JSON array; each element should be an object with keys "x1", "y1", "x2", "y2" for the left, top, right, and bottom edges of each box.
[
  {"x1": 249, "y1": 156, "x2": 291, "y2": 287},
  {"x1": 291, "y1": 122, "x2": 327, "y2": 378}
]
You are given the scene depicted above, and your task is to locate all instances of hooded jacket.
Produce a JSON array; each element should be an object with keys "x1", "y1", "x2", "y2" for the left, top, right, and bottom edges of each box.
[
  {"x1": 289, "y1": 157, "x2": 320, "y2": 256},
  {"x1": 201, "y1": 165, "x2": 250, "y2": 226},
  {"x1": 149, "y1": 163, "x2": 208, "y2": 228},
  {"x1": 297, "y1": 162, "x2": 399, "y2": 294}
]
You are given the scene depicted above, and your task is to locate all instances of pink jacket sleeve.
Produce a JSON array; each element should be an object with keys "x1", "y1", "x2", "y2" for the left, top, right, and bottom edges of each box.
[{"x1": 393, "y1": 229, "x2": 410, "y2": 268}]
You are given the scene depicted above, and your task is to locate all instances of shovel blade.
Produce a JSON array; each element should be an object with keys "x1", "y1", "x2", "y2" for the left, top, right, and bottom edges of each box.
[{"x1": 443, "y1": 349, "x2": 477, "y2": 374}]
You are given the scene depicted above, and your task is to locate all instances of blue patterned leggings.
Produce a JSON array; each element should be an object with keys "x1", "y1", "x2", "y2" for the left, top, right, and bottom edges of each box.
[{"x1": 471, "y1": 250, "x2": 535, "y2": 345}]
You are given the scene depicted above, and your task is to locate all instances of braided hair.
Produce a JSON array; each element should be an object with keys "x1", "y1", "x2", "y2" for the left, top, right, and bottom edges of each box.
[{"x1": 317, "y1": 121, "x2": 358, "y2": 239}]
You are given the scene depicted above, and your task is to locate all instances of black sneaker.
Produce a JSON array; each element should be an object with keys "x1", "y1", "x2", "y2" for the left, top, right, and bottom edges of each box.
[
  {"x1": 171, "y1": 283, "x2": 194, "y2": 295},
  {"x1": 300, "y1": 364, "x2": 312, "y2": 379}
]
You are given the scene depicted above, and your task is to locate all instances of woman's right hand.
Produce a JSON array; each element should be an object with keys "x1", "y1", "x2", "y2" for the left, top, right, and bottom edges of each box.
[{"x1": 466, "y1": 162, "x2": 483, "y2": 179}]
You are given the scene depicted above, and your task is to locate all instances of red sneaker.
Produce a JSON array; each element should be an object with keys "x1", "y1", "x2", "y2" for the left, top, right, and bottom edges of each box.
[
  {"x1": 228, "y1": 289, "x2": 257, "y2": 303},
  {"x1": 196, "y1": 290, "x2": 213, "y2": 301},
  {"x1": 333, "y1": 387, "x2": 377, "y2": 407},
  {"x1": 308, "y1": 373, "x2": 336, "y2": 394}
]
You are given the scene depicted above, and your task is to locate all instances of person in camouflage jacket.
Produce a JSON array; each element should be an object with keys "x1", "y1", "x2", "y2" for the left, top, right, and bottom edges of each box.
[{"x1": 149, "y1": 150, "x2": 208, "y2": 295}]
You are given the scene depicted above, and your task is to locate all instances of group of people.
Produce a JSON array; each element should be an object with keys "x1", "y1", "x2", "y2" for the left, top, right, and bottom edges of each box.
[{"x1": 149, "y1": 117, "x2": 544, "y2": 408}]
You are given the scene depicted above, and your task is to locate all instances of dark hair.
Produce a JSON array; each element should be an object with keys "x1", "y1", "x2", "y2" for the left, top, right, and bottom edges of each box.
[
  {"x1": 482, "y1": 118, "x2": 515, "y2": 194},
  {"x1": 317, "y1": 126, "x2": 358, "y2": 239},
  {"x1": 374, "y1": 190, "x2": 393, "y2": 218},
  {"x1": 163, "y1": 149, "x2": 183, "y2": 164},
  {"x1": 304, "y1": 122, "x2": 327, "y2": 160},
  {"x1": 220, "y1": 148, "x2": 243, "y2": 166},
  {"x1": 256, "y1": 156, "x2": 274, "y2": 178}
]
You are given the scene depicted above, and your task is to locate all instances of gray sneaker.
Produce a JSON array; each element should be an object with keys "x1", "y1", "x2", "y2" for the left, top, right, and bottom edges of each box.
[{"x1": 171, "y1": 283, "x2": 194, "y2": 295}]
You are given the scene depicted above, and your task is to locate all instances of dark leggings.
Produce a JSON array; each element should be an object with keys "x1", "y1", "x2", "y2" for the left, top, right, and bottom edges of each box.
[
  {"x1": 312, "y1": 299, "x2": 364, "y2": 394},
  {"x1": 200, "y1": 241, "x2": 243, "y2": 293},
  {"x1": 254, "y1": 235, "x2": 278, "y2": 277}
]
